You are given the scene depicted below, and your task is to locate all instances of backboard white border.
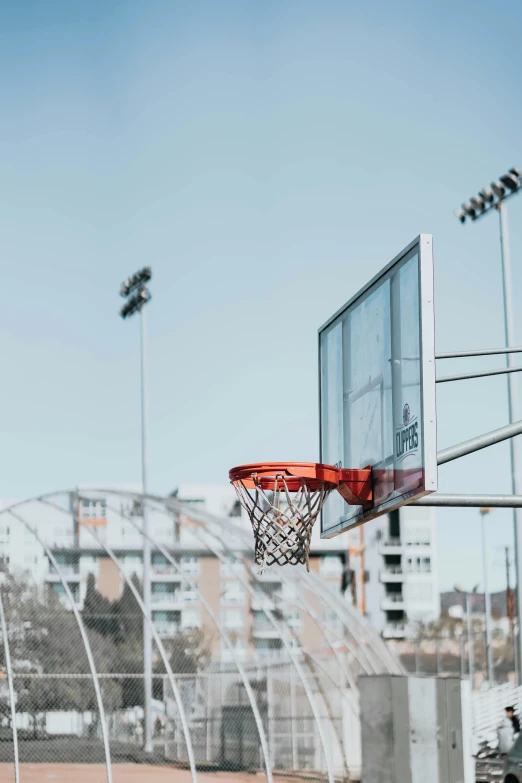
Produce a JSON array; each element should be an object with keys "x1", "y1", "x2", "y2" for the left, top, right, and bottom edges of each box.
[{"x1": 319, "y1": 234, "x2": 437, "y2": 537}]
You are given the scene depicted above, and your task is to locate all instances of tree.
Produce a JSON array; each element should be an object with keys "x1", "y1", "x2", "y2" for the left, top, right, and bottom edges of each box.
[{"x1": 83, "y1": 573, "x2": 118, "y2": 637}]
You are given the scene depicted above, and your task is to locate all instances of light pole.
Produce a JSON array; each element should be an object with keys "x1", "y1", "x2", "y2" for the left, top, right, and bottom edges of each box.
[
  {"x1": 455, "y1": 584, "x2": 479, "y2": 685},
  {"x1": 480, "y1": 508, "x2": 494, "y2": 683},
  {"x1": 120, "y1": 267, "x2": 153, "y2": 753},
  {"x1": 456, "y1": 167, "x2": 522, "y2": 681}
]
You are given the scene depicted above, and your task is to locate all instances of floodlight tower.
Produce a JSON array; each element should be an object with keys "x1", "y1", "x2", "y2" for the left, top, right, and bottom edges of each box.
[
  {"x1": 119, "y1": 266, "x2": 153, "y2": 753},
  {"x1": 455, "y1": 167, "x2": 522, "y2": 679}
]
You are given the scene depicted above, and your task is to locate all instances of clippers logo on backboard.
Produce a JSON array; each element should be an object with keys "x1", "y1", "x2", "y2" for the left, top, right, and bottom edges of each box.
[{"x1": 396, "y1": 403, "x2": 419, "y2": 462}]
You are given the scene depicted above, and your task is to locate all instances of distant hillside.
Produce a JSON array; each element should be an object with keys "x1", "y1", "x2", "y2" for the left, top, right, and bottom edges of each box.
[{"x1": 441, "y1": 589, "x2": 510, "y2": 617}]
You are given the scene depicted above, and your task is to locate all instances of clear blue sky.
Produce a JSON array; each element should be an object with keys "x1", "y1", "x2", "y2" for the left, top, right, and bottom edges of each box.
[{"x1": 1, "y1": 0, "x2": 522, "y2": 591}]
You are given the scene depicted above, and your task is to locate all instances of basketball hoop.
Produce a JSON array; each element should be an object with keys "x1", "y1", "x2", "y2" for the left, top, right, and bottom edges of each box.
[{"x1": 229, "y1": 462, "x2": 372, "y2": 572}]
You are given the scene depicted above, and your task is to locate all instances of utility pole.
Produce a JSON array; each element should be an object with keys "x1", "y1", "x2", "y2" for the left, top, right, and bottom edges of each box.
[
  {"x1": 480, "y1": 507, "x2": 494, "y2": 683},
  {"x1": 506, "y1": 546, "x2": 517, "y2": 680},
  {"x1": 466, "y1": 593, "x2": 475, "y2": 683},
  {"x1": 120, "y1": 267, "x2": 153, "y2": 753}
]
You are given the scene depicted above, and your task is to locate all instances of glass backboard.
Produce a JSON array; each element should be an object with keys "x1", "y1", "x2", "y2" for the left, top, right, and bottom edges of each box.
[{"x1": 319, "y1": 235, "x2": 437, "y2": 537}]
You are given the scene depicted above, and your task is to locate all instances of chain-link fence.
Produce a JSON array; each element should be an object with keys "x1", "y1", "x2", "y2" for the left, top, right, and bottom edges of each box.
[
  {"x1": 389, "y1": 629, "x2": 516, "y2": 686},
  {"x1": 0, "y1": 490, "x2": 402, "y2": 782}
]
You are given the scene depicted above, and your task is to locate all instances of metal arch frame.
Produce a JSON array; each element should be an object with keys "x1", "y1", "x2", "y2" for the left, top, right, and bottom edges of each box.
[
  {"x1": 134, "y1": 492, "x2": 375, "y2": 684},
  {"x1": 89, "y1": 487, "x2": 402, "y2": 677},
  {"x1": 37, "y1": 498, "x2": 199, "y2": 783},
  {"x1": 107, "y1": 487, "x2": 385, "y2": 681},
  {"x1": 0, "y1": 488, "x2": 405, "y2": 781},
  {"x1": 305, "y1": 570, "x2": 403, "y2": 675},
  {"x1": 97, "y1": 495, "x2": 274, "y2": 783},
  {"x1": 201, "y1": 510, "x2": 398, "y2": 676},
  {"x1": 149, "y1": 489, "x2": 399, "y2": 682},
  {"x1": 189, "y1": 524, "x2": 336, "y2": 783},
  {"x1": 278, "y1": 572, "x2": 384, "y2": 677},
  {"x1": 139, "y1": 499, "x2": 358, "y2": 779},
  {"x1": 111, "y1": 489, "x2": 366, "y2": 779},
  {"x1": 0, "y1": 581, "x2": 20, "y2": 783},
  {"x1": 7, "y1": 508, "x2": 113, "y2": 783}
]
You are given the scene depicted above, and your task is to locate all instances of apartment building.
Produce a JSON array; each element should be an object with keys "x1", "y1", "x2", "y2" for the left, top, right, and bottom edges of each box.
[
  {"x1": 362, "y1": 505, "x2": 440, "y2": 638},
  {"x1": 1, "y1": 485, "x2": 348, "y2": 662}
]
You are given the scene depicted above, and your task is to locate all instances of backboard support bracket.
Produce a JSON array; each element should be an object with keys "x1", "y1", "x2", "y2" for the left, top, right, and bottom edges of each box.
[{"x1": 337, "y1": 468, "x2": 373, "y2": 507}]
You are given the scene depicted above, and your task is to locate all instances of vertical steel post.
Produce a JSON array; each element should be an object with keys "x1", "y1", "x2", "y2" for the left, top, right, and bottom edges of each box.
[
  {"x1": 467, "y1": 595, "x2": 475, "y2": 686},
  {"x1": 140, "y1": 307, "x2": 153, "y2": 753},
  {"x1": 499, "y1": 199, "x2": 522, "y2": 683},
  {"x1": 290, "y1": 671, "x2": 298, "y2": 771},
  {"x1": 0, "y1": 585, "x2": 19, "y2": 783},
  {"x1": 480, "y1": 509, "x2": 494, "y2": 683}
]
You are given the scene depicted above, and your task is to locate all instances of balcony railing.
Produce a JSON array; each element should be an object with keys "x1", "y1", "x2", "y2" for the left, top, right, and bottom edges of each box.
[
  {"x1": 48, "y1": 567, "x2": 80, "y2": 578},
  {"x1": 151, "y1": 592, "x2": 180, "y2": 604},
  {"x1": 380, "y1": 537, "x2": 402, "y2": 547},
  {"x1": 154, "y1": 622, "x2": 180, "y2": 638},
  {"x1": 380, "y1": 567, "x2": 404, "y2": 583},
  {"x1": 152, "y1": 565, "x2": 181, "y2": 576},
  {"x1": 382, "y1": 622, "x2": 406, "y2": 638},
  {"x1": 384, "y1": 594, "x2": 404, "y2": 603}
]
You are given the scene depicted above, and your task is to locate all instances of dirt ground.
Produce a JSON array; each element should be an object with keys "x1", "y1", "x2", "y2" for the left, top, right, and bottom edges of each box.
[{"x1": 0, "y1": 766, "x2": 317, "y2": 783}]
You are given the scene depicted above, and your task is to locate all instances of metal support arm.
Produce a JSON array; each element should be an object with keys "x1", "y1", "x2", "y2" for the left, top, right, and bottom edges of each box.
[
  {"x1": 437, "y1": 365, "x2": 522, "y2": 384},
  {"x1": 437, "y1": 419, "x2": 522, "y2": 465},
  {"x1": 414, "y1": 494, "x2": 522, "y2": 508}
]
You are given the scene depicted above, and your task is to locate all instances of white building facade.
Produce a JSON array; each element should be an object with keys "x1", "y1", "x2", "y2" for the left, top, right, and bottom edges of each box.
[{"x1": 362, "y1": 505, "x2": 440, "y2": 638}]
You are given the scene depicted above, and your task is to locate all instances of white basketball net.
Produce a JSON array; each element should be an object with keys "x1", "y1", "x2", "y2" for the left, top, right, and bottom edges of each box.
[{"x1": 232, "y1": 473, "x2": 333, "y2": 573}]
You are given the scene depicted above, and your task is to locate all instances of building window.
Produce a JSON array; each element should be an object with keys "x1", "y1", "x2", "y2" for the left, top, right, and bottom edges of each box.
[
  {"x1": 125, "y1": 554, "x2": 142, "y2": 566},
  {"x1": 422, "y1": 557, "x2": 431, "y2": 573},
  {"x1": 222, "y1": 609, "x2": 244, "y2": 631},
  {"x1": 285, "y1": 611, "x2": 302, "y2": 632},
  {"x1": 220, "y1": 558, "x2": 244, "y2": 578},
  {"x1": 405, "y1": 556, "x2": 432, "y2": 574},
  {"x1": 182, "y1": 583, "x2": 199, "y2": 604},
  {"x1": 405, "y1": 526, "x2": 431, "y2": 546},
  {"x1": 181, "y1": 556, "x2": 200, "y2": 576},
  {"x1": 221, "y1": 581, "x2": 245, "y2": 605},
  {"x1": 322, "y1": 610, "x2": 343, "y2": 633},
  {"x1": 81, "y1": 498, "x2": 107, "y2": 521},
  {"x1": 320, "y1": 555, "x2": 343, "y2": 576},
  {"x1": 182, "y1": 609, "x2": 201, "y2": 630}
]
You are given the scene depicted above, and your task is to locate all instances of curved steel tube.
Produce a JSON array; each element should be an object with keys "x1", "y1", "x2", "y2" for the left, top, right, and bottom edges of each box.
[
  {"x1": 37, "y1": 498, "x2": 199, "y2": 783},
  {"x1": 8, "y1": 509, "x2": 113, "y2": 783},
  {"x1": 192, "y1": 524, "x2": 336, "y2": 783},
  {"x1": 0, "y1": 584, "x2": 20, "y2": 783},
  {"x1": 101, "y1": 496, "x2": 273, "y2": 783},
  {"x1": 197, "y1": 523, "x2": 353, "y2": 778}
]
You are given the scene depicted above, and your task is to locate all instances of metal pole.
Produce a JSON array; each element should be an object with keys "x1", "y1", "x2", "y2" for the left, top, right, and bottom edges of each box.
[
  {"x1": 480, "y1": 509, "x2": 494, "y2": 683},
  {"x1": 499, "y1": 199, "x2": 522, "y2": 684},
  {"x1": 506, "y1": 546, "x2": 518, "y2": 682},
  {"x1": 436, "y1": 419, "x2": 522, "y2": 466},
  {"x1": 140, "y1": 306, "x2": 153, "y2": 753},
  {"x1": 415, "y1": 494, "x2": 522, "y2": 507},
  {"x1": 467, "y1": 595, "x2": 475, "y2": 686},
  {"x1": 437, "y1": 365, "x2": 522, "y2": 384},
  {"x1": 0, "y1": 585, "x2": 20, "y2": 783}
]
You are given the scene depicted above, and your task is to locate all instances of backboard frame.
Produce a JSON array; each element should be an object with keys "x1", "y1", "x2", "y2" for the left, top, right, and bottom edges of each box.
[{"x1": 318, "y1": 234, "x2": 437, "y2": 537}]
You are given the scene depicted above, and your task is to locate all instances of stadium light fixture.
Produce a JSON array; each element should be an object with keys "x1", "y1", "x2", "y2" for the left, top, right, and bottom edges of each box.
[{"x1": 456, "y1": 167, "x2": 521, "y2": 223}]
